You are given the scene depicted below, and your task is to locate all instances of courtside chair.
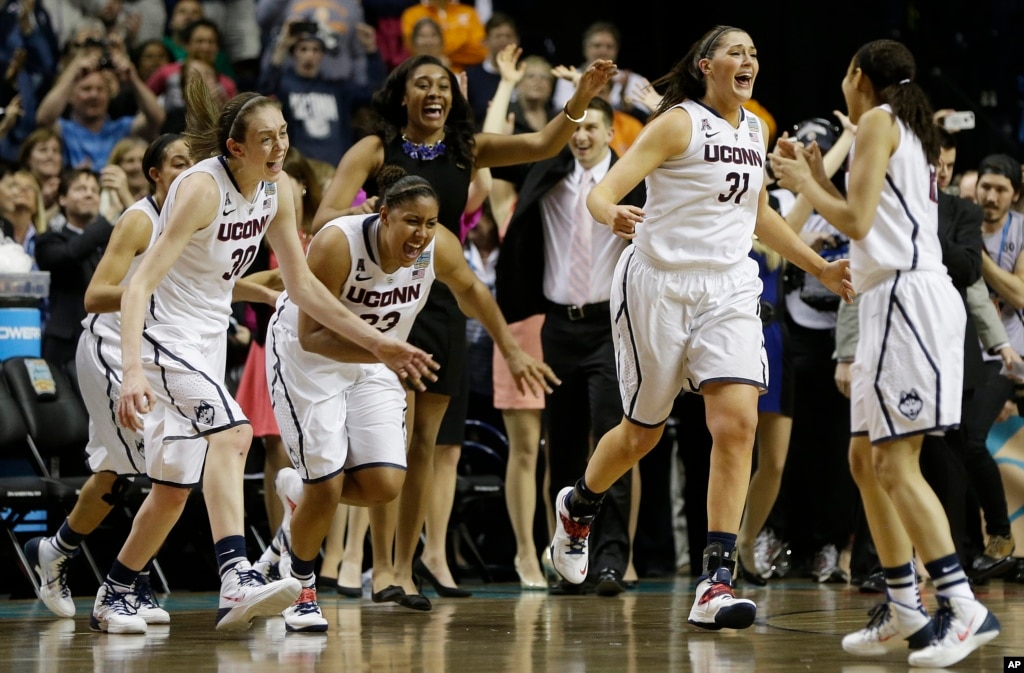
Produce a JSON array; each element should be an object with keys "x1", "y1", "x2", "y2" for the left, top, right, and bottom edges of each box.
[
  {"x1": 450, "y1": 419, "x2": 510, "y2": 583},
  {"x1": 0, "y1": 366, "x2": 58, "y2": 596},
  {"x1": 2, "y1": 356, "x2": 103, "y2": 585}
]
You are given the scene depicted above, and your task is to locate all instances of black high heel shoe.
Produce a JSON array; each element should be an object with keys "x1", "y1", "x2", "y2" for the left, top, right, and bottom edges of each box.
[
  {"x1": 337, "y1": 583, "x2": 362, "y2": 598},
  {"x1": 371, "y1": 585, "x2": 405, "y2": 603},
  {"x1": 370, "y1": 584, "x2": 432, "y2": 611},
  {"x1": 413, "y1": 558, "x2": 472, "y2": 598},
  {"x1": 737, "y1": 557, "x2": 767, "y2": 587},
  {"x1": 397, "y1": 592, "x2": 432, "y2": 611}
]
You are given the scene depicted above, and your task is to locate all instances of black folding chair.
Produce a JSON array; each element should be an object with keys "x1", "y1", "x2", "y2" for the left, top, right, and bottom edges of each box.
[
  {"x1": 450, "y1": 419, "x2": 510, "y2": 583},
  {"x1": 2, "y1": 356, "x2": 103, "y2": 584}
]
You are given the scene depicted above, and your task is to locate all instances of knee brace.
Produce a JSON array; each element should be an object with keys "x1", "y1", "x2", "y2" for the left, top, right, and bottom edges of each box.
[{"x1": 100, "y1": 475, "x2": 133, "y2": 506}]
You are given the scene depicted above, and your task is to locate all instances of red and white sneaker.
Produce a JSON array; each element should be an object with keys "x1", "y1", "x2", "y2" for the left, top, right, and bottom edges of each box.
[
  {"x1": 282, "y1": 586, "x2": 328, "y2": 633},
  {"x1": 687, "y1": 567, "x2": 756, "y2": 630},
  {"x1": 842, "y1": 601, "x2": 933, "y2": 656},
  {"x1": 907, "y1": 596, "x2": 1000, "y2": 668},
  {"x1": 216, "y1": 561, "x2": 301, "y2": 632},
  {"x1": 549, "y1": 487, "x2": 594, "y2": 585}
]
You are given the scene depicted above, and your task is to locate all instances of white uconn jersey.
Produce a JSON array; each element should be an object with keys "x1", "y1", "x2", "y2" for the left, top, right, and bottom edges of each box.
[
  {"x1": 636, "y1": 100, "x2": 765, "y2": 268},
  {"x1": 275, "y1": 214, "x2": 436, "y2": 343},
  {"x1": 85, "y1": 196, "x2": 161, "y2": 340},
  {"x1": 150, "y1": 156, "x2": 277, "y2": 335},
  {"x1": 983, "y1": 209, "x2": 1024, "y2": 354},
  {"x1": 847, "y1": 106, "x2": 944, "y2": 291}
]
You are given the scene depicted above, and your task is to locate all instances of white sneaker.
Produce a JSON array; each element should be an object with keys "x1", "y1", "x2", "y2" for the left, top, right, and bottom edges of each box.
[
  {"x1": 813, "y1": 544, "x2": 849, "y2": 584},
  {"x1": 131, "y1": 575, "x2": 170, "y2": 624},
  {"x1": 216, "y1": 562, "x2": 302, "y2": 632},
  {"x1": 252, "y1": 559, "x2": 279, "y2": 582},
  {"x1": 254, "y1": 527, "x2": 287, "y2": 582},
  {"x1": 907, "y1": 596, "x2": 1000, "y2": 668},
  {"x1": 687, "y1": 567, "x2": 756, "y2": 630},
  {"x1": 842, "y1": 601, "x2": 933, "y2": 656},
  {"x1": 278, "y1": 547, "x2": 292, "y2": 580},
  {"x1": 753, "y1": 528, "x2": 788, "y2": 578},
  {"x1": 272, "y1": 469, "x2": 302, "y2": 564},
  {"x1": 275, "y1": 468, "x2": 303, "y2": 533},
  {"x1": 24, "y1": 536, "x2": 76, "y2": 618},
  {"x1": 90, "y1": 582, "x2": 148, "y2": 634},
  {"x1": 549, "y1": 487, "x2": 594, "y2": 585},
  {"x1": 254, "y1": 548, "x2": 292, "y2": 583},
  {"x1": 282, "y1": 586, "x2": 328, "y2": 632}
]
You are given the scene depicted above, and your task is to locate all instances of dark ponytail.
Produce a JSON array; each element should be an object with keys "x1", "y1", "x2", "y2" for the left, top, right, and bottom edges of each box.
[
  {"x1": 183, "y1": 75, "x2": 280, "y2": 161},
  {"x1": 142, "y1": 133, "x2": 184, "y2": 186},
  {"x1": 854, "y1": 39, "x2": 940, "y2": 164},
  {"x1": 649, "y1": 25, "x2": 744, "y2": 121}
]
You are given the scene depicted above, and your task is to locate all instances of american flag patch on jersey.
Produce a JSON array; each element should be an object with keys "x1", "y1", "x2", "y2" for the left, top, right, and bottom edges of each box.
[
  {"x1": 263, "y1": 199, "x2": 271, "y2": 208},
  {"x1": 412, "y1": 268, "x2": 425, "y2": 279}
]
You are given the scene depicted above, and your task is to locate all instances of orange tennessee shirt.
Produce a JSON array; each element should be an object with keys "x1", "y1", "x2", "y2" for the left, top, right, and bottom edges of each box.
[{"x1": 400, "y1": 2, "x2": 487, "y2": 72}]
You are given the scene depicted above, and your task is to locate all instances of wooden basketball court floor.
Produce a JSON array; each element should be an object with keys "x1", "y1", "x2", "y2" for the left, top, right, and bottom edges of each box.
[{"x1": 3, "y1": 576, "x2": 1021, "y2": 673}]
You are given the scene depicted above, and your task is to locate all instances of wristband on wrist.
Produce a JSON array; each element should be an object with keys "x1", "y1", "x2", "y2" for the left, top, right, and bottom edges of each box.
[{"x1": 563, "y1": 102, "x2": 587, "y2": 123}]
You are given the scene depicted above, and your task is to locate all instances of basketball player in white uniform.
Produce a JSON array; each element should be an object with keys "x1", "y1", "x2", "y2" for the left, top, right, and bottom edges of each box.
[
  {"x1": 772, "y1": 39, "x2": 999, "y2": 668},
  {"x1": 23, "y1": 136, "x2": 190, "y2": 625},
  {"x1": 266, "y1": 171, "x2": 558, "y2": 628},
  {"x1": 79, "y1": 194, "x2": 164, "y2": 477},
  {"x1": 547, "y1": 25, "x2": 852, "y2": 632},
  {"x1": 73, "y1": 136, "x2": 281, "y2": 633},
  {"x1": 105, "y1": 84, "x2": 438, "y2": 635}
]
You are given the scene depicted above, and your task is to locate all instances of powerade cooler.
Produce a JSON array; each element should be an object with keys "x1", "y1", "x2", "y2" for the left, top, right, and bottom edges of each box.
[{"x1": 0, "y1": 272, "x2": 49, "y2": 361}]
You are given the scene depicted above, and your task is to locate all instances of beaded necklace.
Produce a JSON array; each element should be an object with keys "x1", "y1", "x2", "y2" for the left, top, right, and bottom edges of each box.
[{"x1": 401, "y1": 133, "x2": 446, "y2": 161}]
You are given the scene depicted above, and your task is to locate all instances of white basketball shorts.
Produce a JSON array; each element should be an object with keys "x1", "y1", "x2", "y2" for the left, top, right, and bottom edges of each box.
[
  {"x1": 76, "y1": 330, "x2": 147, "y2": 476},
  {"x1": 267, "y1": 320, "x2": 407, "y2": 482},
  {"x1": 850, "y1": 270, "x2": 965, "y2": 444},
  {"x1": 140, "y1": 325, "x2": 246, "y2": 486},
  {"x1": 612, "y1": 247, "x2": 767, "y2": 427}
]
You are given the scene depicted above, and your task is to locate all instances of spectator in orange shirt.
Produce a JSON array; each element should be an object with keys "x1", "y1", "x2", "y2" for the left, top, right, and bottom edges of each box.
[
  {"x1": 400, "y1": 0, "x2": 486, "y2": 73},
  {"x1": 608, "y1": 108, "x2": 643, "y2": 159}
]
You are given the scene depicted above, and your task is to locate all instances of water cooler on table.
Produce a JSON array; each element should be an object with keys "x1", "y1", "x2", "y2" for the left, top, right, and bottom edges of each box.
[{"x1": 0, "y1": 272, "x2": 49, "y2": 361}]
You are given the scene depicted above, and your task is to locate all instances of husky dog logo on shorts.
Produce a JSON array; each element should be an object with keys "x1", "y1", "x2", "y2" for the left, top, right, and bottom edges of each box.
[
  {"x1": 898, "y1": 389, "x2": 923, "y2": 420},
  {"x1": 135, "y1": 438, "x2": 145, "y2": 456},
  {"x1": 195, "y1": 400, "x2": 216, "y2": 425}
]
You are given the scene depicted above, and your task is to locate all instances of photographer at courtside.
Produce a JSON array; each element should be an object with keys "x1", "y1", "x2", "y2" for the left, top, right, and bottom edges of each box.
[{"x1": 35, "y1": 38, "x2": 164, "y2": 170}]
